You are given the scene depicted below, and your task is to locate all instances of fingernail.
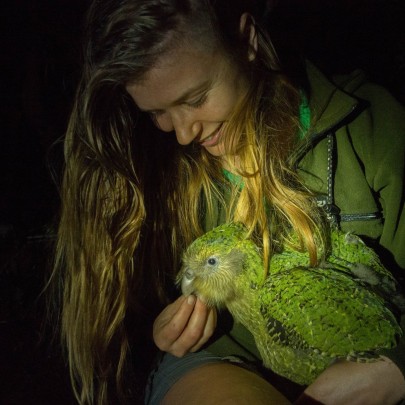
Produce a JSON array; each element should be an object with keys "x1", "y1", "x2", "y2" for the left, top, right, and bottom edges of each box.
[{"x1": 187, "y1": 295, "x2": 195, "y2": 305}]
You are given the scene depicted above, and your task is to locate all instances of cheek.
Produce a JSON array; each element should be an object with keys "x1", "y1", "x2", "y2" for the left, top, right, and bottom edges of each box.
[
  {"x1": 219, "y1": 85, "x2": 246, "y2": 117},
  {"x1": 207, "y1": 92, "x2": 239, "y2": 120}
]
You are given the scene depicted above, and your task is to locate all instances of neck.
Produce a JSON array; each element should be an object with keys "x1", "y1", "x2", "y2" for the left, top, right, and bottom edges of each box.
[{"x1": 226, "y1": 283, "x2": 261, "y2": 331}]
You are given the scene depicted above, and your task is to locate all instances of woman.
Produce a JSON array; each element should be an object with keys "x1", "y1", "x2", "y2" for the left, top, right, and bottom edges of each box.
[{"x1": 53, "y1": 0, "x2": 405, "y2": 403}]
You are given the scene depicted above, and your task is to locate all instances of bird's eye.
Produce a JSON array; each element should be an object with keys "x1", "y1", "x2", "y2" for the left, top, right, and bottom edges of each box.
[{"x1": 207, "y1": 257, "x2": 217, "y2": 266}]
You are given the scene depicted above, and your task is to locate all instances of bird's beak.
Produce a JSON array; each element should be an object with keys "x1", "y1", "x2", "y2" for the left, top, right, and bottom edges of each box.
[{"x1": 181, "y1": 268, "x2": 196, "y2": 296}]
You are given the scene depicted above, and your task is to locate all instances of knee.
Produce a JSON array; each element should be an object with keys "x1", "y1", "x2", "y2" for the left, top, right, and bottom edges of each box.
[{"x1": 161, "y1": 362, "x2": 291, "y2": 405}]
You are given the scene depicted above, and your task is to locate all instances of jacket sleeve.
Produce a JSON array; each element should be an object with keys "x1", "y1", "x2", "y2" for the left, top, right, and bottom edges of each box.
[
  {"x1": 353, "y1": 83, "x2": 405, "y2": 273},
  {"x1": 353, "y1": 82, "x2": 405, "y2": 376}
]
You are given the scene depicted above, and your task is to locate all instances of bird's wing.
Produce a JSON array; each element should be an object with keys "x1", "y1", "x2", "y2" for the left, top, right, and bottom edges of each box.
[{"x1": 259, "y1": 266, "x2": 401, "y2": 359}]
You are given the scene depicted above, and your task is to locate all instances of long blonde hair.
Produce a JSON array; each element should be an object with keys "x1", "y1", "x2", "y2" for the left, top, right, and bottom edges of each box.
[{"x1": 52, "y1": 0, "x2": 325, "y2": 403}]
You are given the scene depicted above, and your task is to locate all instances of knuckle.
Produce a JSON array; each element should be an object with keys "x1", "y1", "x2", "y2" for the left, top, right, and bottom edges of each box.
[
  {"x1": 153, "y1": 336, "x2": 169, "y2": 351},
  {"x1": 186, "y1": 326, "x2": 204, "y2": 342}
]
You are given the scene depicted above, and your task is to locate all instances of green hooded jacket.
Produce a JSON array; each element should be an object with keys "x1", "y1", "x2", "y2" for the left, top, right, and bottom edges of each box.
[{"x1": 205, "y1": 62, "x2": 405, "y2": 385}]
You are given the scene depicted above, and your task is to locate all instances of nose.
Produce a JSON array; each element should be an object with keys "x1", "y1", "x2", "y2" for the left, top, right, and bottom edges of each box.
[{"x1": 155, "y1": 111, "x2": 202, "y2": 145}]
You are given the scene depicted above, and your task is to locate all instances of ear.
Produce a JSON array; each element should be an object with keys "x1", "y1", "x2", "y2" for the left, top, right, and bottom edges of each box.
[{"x1": 239, "y1": 12, "x2": 258, "y2": 61}]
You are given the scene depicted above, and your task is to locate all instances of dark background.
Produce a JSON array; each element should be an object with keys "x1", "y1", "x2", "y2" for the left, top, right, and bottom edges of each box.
[{"x1": 1, "y1": 0, "x2": 404, "y2": 404}]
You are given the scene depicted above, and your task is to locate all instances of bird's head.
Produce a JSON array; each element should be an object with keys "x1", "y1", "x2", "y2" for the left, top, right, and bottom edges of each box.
[
  {"x1": 176, "y1": 223, "x2": 258, "y2": 307},
  {"x1": 177, "y1": 243, "x2": 247, "y2": 307}
]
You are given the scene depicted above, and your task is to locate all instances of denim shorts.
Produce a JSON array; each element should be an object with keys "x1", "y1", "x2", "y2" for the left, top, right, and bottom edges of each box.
[{"x1": 144, "y1": 350, "x2": 248, "y2": 404}]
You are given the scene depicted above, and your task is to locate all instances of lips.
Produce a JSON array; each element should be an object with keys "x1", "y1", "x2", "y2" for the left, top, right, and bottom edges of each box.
[{"x1": 199, "y1": 124, "x2": 223, "y2": 148}]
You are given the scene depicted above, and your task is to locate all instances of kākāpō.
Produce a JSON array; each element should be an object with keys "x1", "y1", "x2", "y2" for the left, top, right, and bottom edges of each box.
[{"x1": 177, "y1": 222, "x2": 403, "y2": 385}]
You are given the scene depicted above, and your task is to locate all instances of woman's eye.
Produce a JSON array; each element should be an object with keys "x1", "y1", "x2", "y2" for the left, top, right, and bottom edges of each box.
[{"x1": 188, "y1": 94, "x2": 208, "y2": 108}]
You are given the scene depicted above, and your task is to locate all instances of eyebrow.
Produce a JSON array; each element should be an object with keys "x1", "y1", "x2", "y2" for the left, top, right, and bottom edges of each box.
[{"x1": 138, "y1": 80, "x2": 212, "y2": 113}]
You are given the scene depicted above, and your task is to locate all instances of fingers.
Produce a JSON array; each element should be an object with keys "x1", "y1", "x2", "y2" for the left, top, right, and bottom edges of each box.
[
  {"x1": 153, "y1": 295, "x2": 191, "y2": 350},
  {"x1": 169, "y1": 297, "x2": 214, "y2": 356},
  {"x1": 153, "y1": 295, "x2": 217, "y2": 357},
  {"x1": 190, "y1": 303, "x2": 217, "y2": 352},
  {"x1": 153, "y1": 295, "x2": 195, "y2": 348}
]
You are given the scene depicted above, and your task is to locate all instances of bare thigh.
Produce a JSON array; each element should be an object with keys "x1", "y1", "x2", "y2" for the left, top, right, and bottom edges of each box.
[{"x1": 161, "y1": 362, "x2": 291, "y2": 405}]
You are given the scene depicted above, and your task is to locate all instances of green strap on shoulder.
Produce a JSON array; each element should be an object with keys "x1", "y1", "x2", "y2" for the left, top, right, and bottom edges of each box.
[{"x1": 298, "y1": 93, "x2": 311, "y2": 140}]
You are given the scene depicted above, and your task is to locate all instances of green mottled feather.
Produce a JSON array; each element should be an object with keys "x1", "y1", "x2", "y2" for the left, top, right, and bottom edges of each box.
[{"x1": 177, "y1": 223, "x2": 403, "y2": 385}]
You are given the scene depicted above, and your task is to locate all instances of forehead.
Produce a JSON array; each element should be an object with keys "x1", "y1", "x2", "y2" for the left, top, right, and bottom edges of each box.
[{"x1": 126, "y1": 44, "x2": 229, "y2": 110}]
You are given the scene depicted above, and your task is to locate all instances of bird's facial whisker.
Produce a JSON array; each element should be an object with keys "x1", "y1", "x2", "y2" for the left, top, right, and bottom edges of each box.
[
  {"x1": 185, "y1": 268, "x2": 195, "y2": 280},
  {"x1": 181, "y1": 268, "x2": 196, "y2": 295}
]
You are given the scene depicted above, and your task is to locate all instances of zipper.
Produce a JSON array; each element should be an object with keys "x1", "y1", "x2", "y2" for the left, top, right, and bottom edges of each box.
[
  {"x1": 298, "y1": 97, "x2": 372, "y2": 228},
  {"x1": 293, "y1": 99, "x2": 369, "y2": 164},
  {"x1": 316, "y1": 196, "x2": 382, "y2": 225},
  {"x1": 340, "y1": 212, "x2": 382, "y2": 222}
]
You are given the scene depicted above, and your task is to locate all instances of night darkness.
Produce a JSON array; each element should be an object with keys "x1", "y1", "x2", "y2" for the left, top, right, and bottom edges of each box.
[{"x1": 1, "y1": 1, "x2": 404, "y2": 404}]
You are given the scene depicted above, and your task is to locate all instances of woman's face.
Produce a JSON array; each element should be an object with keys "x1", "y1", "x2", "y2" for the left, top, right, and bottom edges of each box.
[{"x1": 126, "y1": 43, "x2": 249, "y2": 157}]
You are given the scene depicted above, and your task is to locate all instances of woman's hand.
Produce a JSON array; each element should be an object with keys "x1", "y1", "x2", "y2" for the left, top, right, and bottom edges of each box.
[
  {"x1": 302, "y1": 356, "x2": 405, "y2": 405},
  {"x1": 153, "y1": 295, "x2": 217, "y2": 357}
]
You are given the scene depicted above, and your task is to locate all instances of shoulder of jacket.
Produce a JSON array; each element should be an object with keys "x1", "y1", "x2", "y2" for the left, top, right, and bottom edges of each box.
[
  {"x1": 331, "y1": 69, "x2": 368, "y2": 94},
  {"x1": 306, "y1": 62, "x2": 365, "y2": 138}
]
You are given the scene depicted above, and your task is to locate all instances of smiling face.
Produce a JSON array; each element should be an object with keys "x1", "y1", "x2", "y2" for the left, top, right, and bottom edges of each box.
[{"x1": 126, "y1": 43, "x2": 250, "y2": 158}]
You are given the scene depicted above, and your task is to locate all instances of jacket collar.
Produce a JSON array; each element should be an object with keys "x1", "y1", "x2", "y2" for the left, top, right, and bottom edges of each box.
[{"x1": 306, "y1": 62, "x2": 367, "y2": 140}]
